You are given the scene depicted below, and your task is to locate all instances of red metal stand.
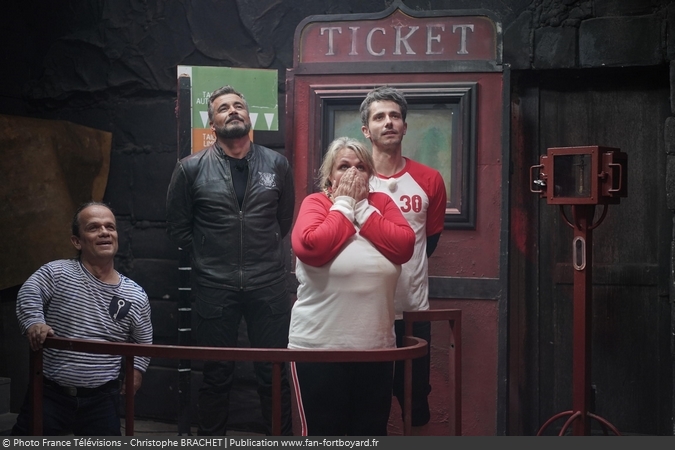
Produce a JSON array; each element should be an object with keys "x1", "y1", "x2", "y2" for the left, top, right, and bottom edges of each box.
[{"x1": 536, "y1": 205, "x2": 621, "y2": 436}]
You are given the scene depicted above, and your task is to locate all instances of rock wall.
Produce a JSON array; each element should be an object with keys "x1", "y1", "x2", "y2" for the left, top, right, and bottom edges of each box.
[{"x1": 1, "y1": 0, "x2": 674, "y2": 435}]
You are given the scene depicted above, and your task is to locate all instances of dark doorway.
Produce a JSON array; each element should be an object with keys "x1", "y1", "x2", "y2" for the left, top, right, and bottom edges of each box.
[{"x1": 509, "y1": 66, "x2": 672, "y2": 435}]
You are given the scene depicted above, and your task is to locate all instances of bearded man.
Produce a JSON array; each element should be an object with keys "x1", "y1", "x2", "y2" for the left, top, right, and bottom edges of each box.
[{"x1": 166, "y1": 85, "x2": 295, "y2": 436}]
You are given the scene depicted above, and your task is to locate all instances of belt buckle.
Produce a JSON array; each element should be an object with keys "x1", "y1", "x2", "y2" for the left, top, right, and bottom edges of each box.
[{"x1": 65, "y1": 386, "x2": 78, "y2": 397}]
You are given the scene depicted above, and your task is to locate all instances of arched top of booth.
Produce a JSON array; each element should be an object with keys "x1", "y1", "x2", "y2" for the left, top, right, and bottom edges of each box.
[{"x1": 292, "y1": 0, "x2": 502, "y2": 74}]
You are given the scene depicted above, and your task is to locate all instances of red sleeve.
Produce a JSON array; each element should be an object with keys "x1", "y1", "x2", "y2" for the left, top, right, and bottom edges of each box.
[
  {"x1": 359, "y1": 192, "x2": 415, "y2": 265},
  {"x1": 291, "y1": 193, "x2": 356, "y2": 267},
  {"x1": 426, "y1": 170, "x2": 447, "y2": 237},
  {"x1": 404, "y1": 158, "x2": 447, "y2": 237}
]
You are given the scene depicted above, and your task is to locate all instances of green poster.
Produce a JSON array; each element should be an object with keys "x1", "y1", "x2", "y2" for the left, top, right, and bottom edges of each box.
[{"x1": 177, "y1": 65, "x2": 278, "y2": 152}]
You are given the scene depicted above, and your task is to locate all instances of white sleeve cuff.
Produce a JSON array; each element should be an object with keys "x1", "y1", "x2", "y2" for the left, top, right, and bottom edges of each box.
[
  {"x1": 330, "y1": 196, "x2": 356, "y2": 223},
  {"x1": 354, "y1": 198, "x2": 376, "y2": 227}
]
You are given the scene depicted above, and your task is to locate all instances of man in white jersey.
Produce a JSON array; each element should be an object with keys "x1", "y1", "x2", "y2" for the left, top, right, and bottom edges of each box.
[
  {"x1": 361, "y1": 86, "x2": 447, "y2": 435},
  {"x1": 11, "y1": 202, "x2": 153, "y2": 436}
]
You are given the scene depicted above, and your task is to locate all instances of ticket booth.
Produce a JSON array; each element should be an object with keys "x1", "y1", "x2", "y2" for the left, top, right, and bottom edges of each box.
[{"x1": 286, "y1": 0, "x2": 509, "y2": 435}]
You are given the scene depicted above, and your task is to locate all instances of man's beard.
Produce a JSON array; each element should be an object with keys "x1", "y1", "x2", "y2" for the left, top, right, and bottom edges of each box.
[{"x1": 215, "y1": 121, "x2": 251, "y2": 139}]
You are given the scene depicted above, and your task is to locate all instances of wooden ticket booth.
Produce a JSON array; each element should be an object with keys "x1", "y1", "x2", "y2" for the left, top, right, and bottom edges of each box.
[{"x1": 286, "y1": 0, "x2": 509, "y2": 435}]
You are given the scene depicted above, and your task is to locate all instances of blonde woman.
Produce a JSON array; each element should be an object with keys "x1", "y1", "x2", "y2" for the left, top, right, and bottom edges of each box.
[{"x1": 288, "y1": 137, "x2": 414, "y2": 436}]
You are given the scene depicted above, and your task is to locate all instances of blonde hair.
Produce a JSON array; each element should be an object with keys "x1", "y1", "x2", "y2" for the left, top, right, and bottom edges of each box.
[{"x1": 318, "y1": 137, "x2": 375, "y2": 194}]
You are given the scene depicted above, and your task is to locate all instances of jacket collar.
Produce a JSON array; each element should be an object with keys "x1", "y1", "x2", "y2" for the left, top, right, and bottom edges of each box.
[{"x1": 214, "y1": 141, "x2": 255, "y2": 162}]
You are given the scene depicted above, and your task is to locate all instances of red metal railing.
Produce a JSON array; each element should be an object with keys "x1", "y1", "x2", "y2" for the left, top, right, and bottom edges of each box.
[
  {"x1": 402, "y1": 309, "x2": 462, "y2": 436},
  {"x1": 29, "y1": 336, "x2": 428, "y2": 436}
]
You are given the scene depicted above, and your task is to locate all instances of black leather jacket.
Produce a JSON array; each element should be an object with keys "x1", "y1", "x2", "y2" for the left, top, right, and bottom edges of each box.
[{"x1": 166, "y1": 143, "x2": 295, "y2": 291}]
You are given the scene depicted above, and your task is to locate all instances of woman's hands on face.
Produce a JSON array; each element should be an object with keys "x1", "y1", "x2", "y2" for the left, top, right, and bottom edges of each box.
[{"x1": 333, "y1": 167, "x2": 368, "y2": 202}]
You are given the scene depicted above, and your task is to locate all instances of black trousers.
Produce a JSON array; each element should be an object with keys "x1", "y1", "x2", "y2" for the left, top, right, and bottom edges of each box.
[
  {"x1": 392, "y1": 319, "x2": 431, "y2": 427},
  {"x1": 11, "y1": 380, "x2": 121, "y2": 436},
  {"x1": 193, "y1": 280, "x2": 293, "y2": 436},
  {"x1": 292, "y1": 361, "x2": 394, "y2": 436}
]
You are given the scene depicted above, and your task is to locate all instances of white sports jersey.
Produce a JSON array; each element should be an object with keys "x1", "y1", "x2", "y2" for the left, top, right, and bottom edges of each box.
[{"x1": 370, "y1": 157, "x2": 446, "y2": 318}]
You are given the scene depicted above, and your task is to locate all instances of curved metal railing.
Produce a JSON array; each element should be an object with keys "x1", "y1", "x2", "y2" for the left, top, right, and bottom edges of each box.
[{"x1": 29, "y1": 336, "x2": 428, "y2": 436}]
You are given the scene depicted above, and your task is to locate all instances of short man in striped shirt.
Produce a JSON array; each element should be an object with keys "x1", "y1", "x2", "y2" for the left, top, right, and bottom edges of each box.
[{"x1": 11, "y1": 202, "x2": 153, "y2": 436}]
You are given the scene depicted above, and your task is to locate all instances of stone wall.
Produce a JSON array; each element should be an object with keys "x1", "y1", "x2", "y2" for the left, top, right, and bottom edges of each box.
[{"x1": 1, "y1": 0, "x2": 674, "y2": 433}]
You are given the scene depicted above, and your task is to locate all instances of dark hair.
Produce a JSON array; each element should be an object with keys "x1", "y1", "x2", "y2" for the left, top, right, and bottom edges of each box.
[
  {"x1": 207, "y1": 85, "x2": 249, "y2": 121},
  {"x1": 359, "y1": 86, "x2": 408, "y2": 126},
  {"x1": 71, "y1": 201, "x2": 114, "y2": 237}
]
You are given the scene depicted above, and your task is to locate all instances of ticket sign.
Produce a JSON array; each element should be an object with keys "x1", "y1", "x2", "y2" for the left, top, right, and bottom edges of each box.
[
  {"x1": 297, "y1": 9, "x2": 498, "y2": 64},
  {"x1": 177, "y1": 65, "x2": 278, "y2": 153}
]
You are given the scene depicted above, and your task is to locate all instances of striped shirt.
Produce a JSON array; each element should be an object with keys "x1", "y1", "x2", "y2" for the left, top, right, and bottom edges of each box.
[{"x1": 16, "y1": 259, "x2": 153, "y2": 388}]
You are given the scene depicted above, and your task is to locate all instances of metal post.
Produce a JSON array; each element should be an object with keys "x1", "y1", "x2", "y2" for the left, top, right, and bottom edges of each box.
[
  {"x1": 126, "y1": 355, "x2": 135, "y2": 435},
  {"x1": 571, "y1": 205, "x2": 594, "y2": 436},
  {"x1": 29, "y1": 349, "x2": 43, "y2": 436},
  {"x1": 176, "y1": 73, "x2": 193, "y2": 436}
]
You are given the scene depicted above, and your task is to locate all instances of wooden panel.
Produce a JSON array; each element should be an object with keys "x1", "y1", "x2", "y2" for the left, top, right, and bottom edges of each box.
[
  {"x1": 533, "y1": 67, "x2": 671, "y2": 435},
  {"x1": 0, "y1": 115, "x2": 111, "y2": 290},
  {"x1": 290, "y1": 72, "x2": 505, "y2": 279},
  {"x1": 429, "y1": 276, "x2": 500, "y2": 299},
  {"x1": 508, "y1": 75, "x2": 543, "y2": 435},
  {"x1": 553, "y1": 263, "x2": 659, "y2": 286},
  {"x1": 289, "y1": 69, "x2": 506, "y2": 435}
]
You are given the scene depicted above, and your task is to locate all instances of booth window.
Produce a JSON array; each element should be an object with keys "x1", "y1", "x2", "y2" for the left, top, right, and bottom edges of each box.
[{"x1": 317, "y1": 83, "x2": 477, "y2": 229}]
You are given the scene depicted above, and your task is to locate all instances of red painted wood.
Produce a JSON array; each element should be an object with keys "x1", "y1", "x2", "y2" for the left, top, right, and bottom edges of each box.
[
  {"x1": 289, "y1": 71, "x2": 504, "y2": 435},
  {"x1": 297, "y1": 10, "x2": 497, "y2": 64}
]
